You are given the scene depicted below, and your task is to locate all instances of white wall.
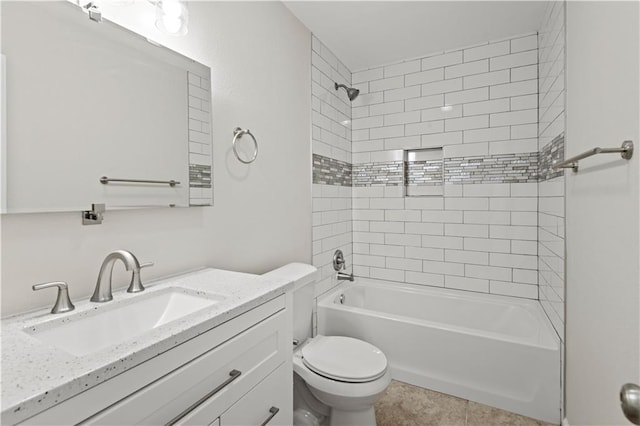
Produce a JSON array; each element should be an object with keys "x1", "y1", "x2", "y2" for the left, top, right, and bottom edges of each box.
[
  {"x1": 565, "y1": 1, "x2": 640, "y2": 424},
  {"x1": 349, "y1": 34, "x2": 540, "y2": 298},
  {"x1": 0, "y1": 1, "x2": 312, "y2": 317}
]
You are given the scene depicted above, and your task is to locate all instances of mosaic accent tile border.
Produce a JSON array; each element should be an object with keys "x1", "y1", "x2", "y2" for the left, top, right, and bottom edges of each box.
[
  {"x1": 353, "y1": 161, "x2": 404, "y2": 187},
  {"x1": 189, "y1": 164, "x2": 212, "y2": 188},
  {"x1": 538, "y1": 134, "x2": 565, "y2": 181},
  {"x1": 405, "y1": 160, "x2": 443, "y2": 186},
  {"x1": 313, "y1": 154, "x2": 352, "y2": 186},
  {"x1": 445, "y1": 153, "x2": 538, "y2": 184}
]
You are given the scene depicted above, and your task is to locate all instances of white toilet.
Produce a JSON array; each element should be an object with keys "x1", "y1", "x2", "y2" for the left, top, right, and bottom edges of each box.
[{"x1": 269, "y1": 263, "x2": 391, "y2": 426}]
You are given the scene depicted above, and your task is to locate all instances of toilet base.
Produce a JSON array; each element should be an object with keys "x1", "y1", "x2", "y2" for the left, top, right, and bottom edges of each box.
[{"x1": 329, "y1": 407, "x2": 376, "y2": 426}]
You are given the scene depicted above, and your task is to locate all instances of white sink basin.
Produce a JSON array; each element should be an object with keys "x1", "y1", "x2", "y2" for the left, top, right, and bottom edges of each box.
[{"x1": 24, "y1": 288, "x2": 224, "y2": 357}]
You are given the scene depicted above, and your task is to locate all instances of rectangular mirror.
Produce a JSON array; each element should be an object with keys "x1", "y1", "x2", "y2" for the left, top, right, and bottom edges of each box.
[{"x1": 0, "y1": 1, "x2": 212, "y2": 214}]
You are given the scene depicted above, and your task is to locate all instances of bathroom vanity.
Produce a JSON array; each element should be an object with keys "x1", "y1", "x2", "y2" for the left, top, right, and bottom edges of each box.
[{"x1": 1, "y1": 268, "x2": 294, "y2": 425}]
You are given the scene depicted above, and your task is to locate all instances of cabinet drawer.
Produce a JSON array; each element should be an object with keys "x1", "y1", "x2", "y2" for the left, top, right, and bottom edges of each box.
[
  {"x1": 83, "y1": 307, "x2": 288, "y2": 425},
  {"x1": 218, "y1": 363, "x2": 292, "y2": 426}
]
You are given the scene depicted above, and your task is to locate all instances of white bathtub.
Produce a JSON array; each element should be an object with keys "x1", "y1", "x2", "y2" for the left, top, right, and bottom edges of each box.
[{"x1": 317, "y1": 279, "x2": 561, "y2": 424}]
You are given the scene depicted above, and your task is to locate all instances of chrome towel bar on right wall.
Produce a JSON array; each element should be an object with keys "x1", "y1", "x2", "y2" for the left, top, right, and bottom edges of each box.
[{"x1": 553, "y1": 140, "x2": 633, "y2": 172}]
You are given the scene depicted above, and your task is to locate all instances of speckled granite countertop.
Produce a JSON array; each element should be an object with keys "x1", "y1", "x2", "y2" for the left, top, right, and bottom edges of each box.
[{"x1": 1, "y1": 267, "x2": 294, "y2": 424}]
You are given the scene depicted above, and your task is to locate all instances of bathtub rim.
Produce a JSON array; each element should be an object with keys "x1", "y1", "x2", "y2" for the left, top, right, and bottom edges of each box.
[{"x1": 317, "y1": 278, "x2": 560, "y2": 351}]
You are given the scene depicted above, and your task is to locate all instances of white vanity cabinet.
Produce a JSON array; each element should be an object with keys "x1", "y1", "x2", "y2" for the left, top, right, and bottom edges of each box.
[{"x1": 21, "y1": 295, "x2": 292, "y2": 426}]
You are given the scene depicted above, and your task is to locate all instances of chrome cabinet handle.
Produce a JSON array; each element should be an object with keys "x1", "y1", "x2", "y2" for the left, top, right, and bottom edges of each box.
[
  {"x1": 32, "y1": 281, "x2": 75, "y2": 314},
  {"x1": 621, "y1": 383, "x2": 640, "y2": 425},
  {"x1": 260, "y1": 407, "x2": 279, "y2": 426},
  {"x1": 166, "y1": 369, "x2": 242, "y2": 426}
]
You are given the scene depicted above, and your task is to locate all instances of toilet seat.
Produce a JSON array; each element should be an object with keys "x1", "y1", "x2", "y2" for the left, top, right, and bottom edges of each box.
[{"x1": 301, "y1": 335, "x2": 387, "y2": 383}]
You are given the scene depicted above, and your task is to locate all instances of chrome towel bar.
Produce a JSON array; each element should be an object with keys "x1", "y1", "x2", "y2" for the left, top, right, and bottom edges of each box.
[
  {"x1": 553, "y1": 140, "x2": 633, "y2": 172},
  {"x1": 99, "y1": 176, "x2": 180, "y2": 187},
  {"x1": 232, "y1": 127, "x2": 258, "y2": 164}
]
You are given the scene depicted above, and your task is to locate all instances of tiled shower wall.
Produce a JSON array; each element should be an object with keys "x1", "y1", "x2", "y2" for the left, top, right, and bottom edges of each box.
[
  {"x1": 538, "y1": 1, "x2": 566, "y2": 341},
  {"x1": 348, "y1": 33, "x2": 540, "y2": 298},
  {"x1": 311, "y1": 36, "x2": 353, "y2": 316}
]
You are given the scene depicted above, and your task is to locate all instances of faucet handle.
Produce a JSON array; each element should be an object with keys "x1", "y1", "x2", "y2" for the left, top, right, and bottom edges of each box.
[
  {"x1": 32, "y1": 281, "x2": 75, "y2": 314},
  {"x1": 127, "y1": 261, "x2": 153, "y2": 293}
]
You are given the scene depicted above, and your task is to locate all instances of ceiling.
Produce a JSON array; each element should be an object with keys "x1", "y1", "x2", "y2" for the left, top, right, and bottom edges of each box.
[{"x1": 284, "y1": 1, "x2": 547, "y2": 72}]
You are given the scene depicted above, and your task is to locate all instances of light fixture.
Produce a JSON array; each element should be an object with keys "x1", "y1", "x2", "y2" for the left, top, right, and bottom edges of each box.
[{"x1": 155, "y1": 0, "x2": 188, "y2": 36}]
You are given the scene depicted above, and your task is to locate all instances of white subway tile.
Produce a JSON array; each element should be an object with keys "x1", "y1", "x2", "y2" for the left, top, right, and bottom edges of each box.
[
  {"x1": 423, "y1": 260, "x2": 465, "y2": 276},
  {"x1": 405, "y1": 222, "x2": 445, "y2": 235},
  {"x1": 511, "y1": 123, "x2": 538, "y2": 139},
  {"x1": 490, "y1": 281, "x2": 538, "y2": 298},
  {"x1": 444, "y1": 142, "x2": 489, "y2": 158},
  {"x1": 445, "y1": 59, "x2": 488, "y2": 79},
  {"x1": 511, "y1": 212, "x2": 538, "y2": 226},
  {"x1": 422, "y1": 131, "x2": 463, "y2": 148},
  {"x1": 445, "y1": 223, "x2": 489, "y2": 238},
  {"x1": 370, "y1": 243, "x2": 404, "y2": 257},
  {"x1": 514, "y1": 268, "x2": 538, "y2": 284},
  {"x1": 445, "y1": 115, "x2": 489, "y2": 132},
  {"x1": 384, "y1": 60, "x2": 421, "y2": 77},
  {"x1": 370, "y1": 101, "x2": 404, "y2": 116},
  {"x1": 490, "y1": 225, "x2": 537, "y2": 240},
  {"x1": 463, "y1": 98, "x2": 510, "y2": 116},
  {"x1": 353, "y1": 186, "x2": 384, "y2": 198},
  {"x1": 406, "y1": 271, "x2": 445, "y2": 287},
  {"x1": 385, "y1": 186, "x2": 406, "y2": 198},
  {"x1": 463, "y1": 70, "x2": 510, "y2": 89},
  {"x1": 422, "y1": 78, "x2": 463, "y2": 96},
  {"x1": 370, "y1": 76, "x2": 404, "y2": 93},
  {"x1": 385, "y1": 210, "x2": 422, "y2": 222},
  {"x1": 406, "y1": 120, "x2": 445, "y2": 136},
  {"x1": 462, "y1": 183, "x2": 510, "y2": 197},
  {"x1": 511, "y1": 65, "x2": 538, "y2": 82},
  {"x1": 352, "y1": 152, "x2": 371, "y2": 164},
  {"x1": 387, "y1": 257, "x2": 422, "y2": 272},
  {"x1": 370, "y1": 267, "x2": 405, "y2": 282},
  {"x1": 385, "y1": 233, "x2": 422, "y2": 247},
  {"x1": 445, "y1": 275, "x2": 489, "y2": 292},
  {"x1": 385, "y1": 86, "x2": 422, "y2": 102},
  {"x1": 404, "y1": 197, "x2": 445, "y2": 210},
  {"x1": 385, "y1": 135, "x2": 422, "y2": 150},
  {"x1": 490, "y1": 253, "x2": 537, "y2": 269},
  {"x1": 369, "y1": 196, "x2": 404, "y2": 209},
  {"x1": 370, "y1": 150, "x2": 404, "y2": 163},
  {"x1": 353, "y1": 67, "x2": 383, "y2": 84},
  {"x1": 421, "y1": 105, "x2": 462, "y2": 121},
  {"x1": 385, "y1": 111, "x2": 421, "y2": 126},
  {"x1": 352, "y1": 105, "x2": 370, "y2": 119},
  {"x1": 352, "y1": 129, "x2": 370, "y2": 142},
  {"x1": 490, "y1": 50, "x2": 538, "y2": 71},
  {"x1": 422, "y1": 210, "x2": 464, "y2": 223},
  {"x1": 463, "y1": 127, "x2": 510, "y2": 143},
  {"x1": 445, "y1": 197, "x2": 489, "y2": 211},
  {"x1": 445, "y1": 87, "x2": 489, "y2": 105},
  {"x1": 511, "y1": 240, "x2": 537, "y2": 254},
  {"x1": 510, "y1": 34, "x2": 538, "y2": 53},
  {"x1": 488, "y1": 139, "x2": 538, "y2": 155},
  {"x1": 464, "y1": 237, "x2": 511, "y2": 253},
  {"x1": 406, "y1": 246, "x2": 445, "y2": 261},
  {"x1": 464, "y1": 41, "x2": 510, "y2": 62},
  {"x1": 352, "y1": 116, "x2": 383, "y2": 130},
  {"x1": 405, "y1": 68, "x2": 444, "y2": 87},
  {"x1": 490, "y1": 197, "x2": 537, "y2": 211},
  {"x1": 422, "y1": 235, "x2": 464, "y2": 249},
  {"x1": 463, "y1": 211, "x2": 510, "y2": 225},
  {"x1": 445, "y1": 249, "x2": 489, "y2": 265},
  {"x1": 352, "y1": 220, "x2": 370, "y2": 232},
  {"x1": 510, "y1": 183, "x2": 538, "y2": 197},
  {"x1": 490, "y1": 109, "x2": 537, "y2": 127},
  {"x1": 422, "y1": 51, "x2": 463, "y2": 70},
  {"x1": 352, "y1": 91, "x2": 384, "y2": 107},
  {"x1": 406, "y1": 94, "x2": 444, "y2": 111},
  {"x1": 353, "y1": 232, "x2": 385, "y2": 244},
  {"x1": 353, "y1": 243, "x2": 370, "y2": 255},
  {"x1": 370, "y1": 125, "x2": 405, "y2": 139},
  {"x1": 352, "y1": 139, "x2": 383, "y2": 153},
  {"x1": 490, "y1": 80, "x2": 538, "y2": 99},
  {"x1": 465, "y1": 264, "x2": 512, "y2": 281},
  {"x1": 353, "y1": 209, "x2": 384, "y2": 221}
]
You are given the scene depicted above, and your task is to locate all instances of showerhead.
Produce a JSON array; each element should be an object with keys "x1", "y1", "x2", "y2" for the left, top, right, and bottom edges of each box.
[{"x1": 334, "y1": 82, "x2": 360, "y2": 101}]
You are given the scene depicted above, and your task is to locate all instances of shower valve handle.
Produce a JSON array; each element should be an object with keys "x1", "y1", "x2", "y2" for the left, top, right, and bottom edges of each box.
[{"x1": 333, "y1": 250, "x2": 346, "y2": 272}]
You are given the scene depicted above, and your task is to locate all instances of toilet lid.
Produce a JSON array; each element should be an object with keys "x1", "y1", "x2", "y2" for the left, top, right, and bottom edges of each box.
[{"x1": 301, "y1": 335, "x2": 387, "y2": 383}]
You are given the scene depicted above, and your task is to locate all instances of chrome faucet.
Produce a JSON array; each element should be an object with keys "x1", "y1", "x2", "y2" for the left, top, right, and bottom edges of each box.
[
  {"x1": 91, "y1": 250, "x2": 152, "y2": 302},
  {"x1": 337, "y1": 272, "x2": 354, "y2": 281}
]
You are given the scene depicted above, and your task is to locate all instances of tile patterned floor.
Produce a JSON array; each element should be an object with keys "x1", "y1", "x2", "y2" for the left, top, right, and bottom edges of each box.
[{"x1": 374, "y1": 381, "x2": 557, "y2": 426}]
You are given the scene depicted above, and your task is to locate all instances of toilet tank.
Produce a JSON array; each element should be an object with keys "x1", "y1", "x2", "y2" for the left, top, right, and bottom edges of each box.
[{"x1": 262, "y1": 263, "x2": 318, "y2": 345}]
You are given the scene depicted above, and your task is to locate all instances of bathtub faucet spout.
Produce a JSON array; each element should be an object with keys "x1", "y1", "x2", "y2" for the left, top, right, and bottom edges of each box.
[{"x1": 337, "y1": 272, "x2": 354, "y2": 282}]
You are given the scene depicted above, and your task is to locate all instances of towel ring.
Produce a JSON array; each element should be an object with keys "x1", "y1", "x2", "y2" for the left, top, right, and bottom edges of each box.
[{"x1": 232, "y1": 127, "x2": 258, "y2": 164}]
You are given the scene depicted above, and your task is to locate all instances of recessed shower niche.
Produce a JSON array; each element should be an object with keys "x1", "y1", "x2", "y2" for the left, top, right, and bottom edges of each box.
[{"x1": 403, "y1": 148, "x2": 444, "y2": 197}]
